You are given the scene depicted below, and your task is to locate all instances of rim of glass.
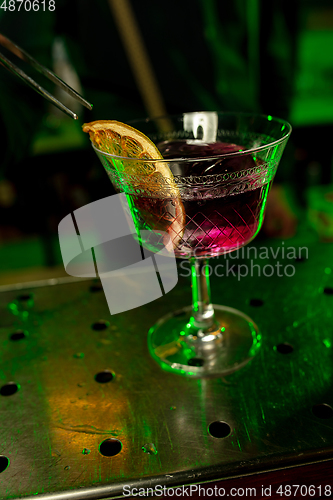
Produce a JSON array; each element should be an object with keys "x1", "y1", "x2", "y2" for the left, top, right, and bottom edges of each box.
[{"x1": 91, "y1": 112, "x2": 292, "y2": 163}]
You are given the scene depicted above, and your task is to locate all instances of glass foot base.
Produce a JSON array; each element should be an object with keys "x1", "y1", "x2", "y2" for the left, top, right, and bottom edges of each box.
[{"x1": 148, "y1": 305, "x2": 261, "y2": 377}]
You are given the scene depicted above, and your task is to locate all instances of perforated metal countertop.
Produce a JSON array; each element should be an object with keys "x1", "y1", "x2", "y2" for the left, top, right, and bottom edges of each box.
[{"x1": 0, "y1": 228, "x2": 332, "y2": 499}]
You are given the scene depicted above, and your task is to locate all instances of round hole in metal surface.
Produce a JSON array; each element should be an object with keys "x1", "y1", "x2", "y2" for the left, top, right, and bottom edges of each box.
[
  {"x1": 91, "y1": 320, "x2": 109, "y2": 331},
  {"x1": 276, "y1": 342, "x2": 294, "y2": 354},
  {"x1": 0, "y1": 382, "x2": 19, "y2": 396},
  {"x1": 249, "y1": 298, "x2": 264, "y2": 307},
  {"x1": 312, "y1": 403, "x2": 333, "y2": 419},
  {"x1": 17, "y1": 293, "x2": 33, "y2": 301},
  {"x1": 324, "y1": 287, "x2": 333, "y2": 295},
  {"x1": 0, "y1": 456, "x2": 9, "y2": 473},
  {"x1": 173, "y1": 310, "x2": 186, "y2": 318},
  {"x1": 208, "y1": 421, "x2": 231, "y2": 439},
  {"x1": 10, "y1": 330, "x2": 28, "y2": 341},
  {"x1": 99, "y1": 438, "x2": 122, "y2": 457},
  {"x1": 94, "y1": 370, "x2": 114, "y2": 383},
  {"x1": 188, "y1": 357, "x2": 204, "y2": 367}
]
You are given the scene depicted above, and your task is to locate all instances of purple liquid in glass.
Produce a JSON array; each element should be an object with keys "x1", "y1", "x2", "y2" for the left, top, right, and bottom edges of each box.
[{"x1": 131, "y1": 140, "x2": 271, "y2": 258}]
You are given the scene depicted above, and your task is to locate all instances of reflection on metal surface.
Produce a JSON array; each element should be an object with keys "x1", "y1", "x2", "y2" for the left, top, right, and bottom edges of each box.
[
  {"x1": 142, "y1": 443, "x2": 158, "y2": 455},
  {"x1": 0, "y1": 234, "x2": 333, "y2": 499}
]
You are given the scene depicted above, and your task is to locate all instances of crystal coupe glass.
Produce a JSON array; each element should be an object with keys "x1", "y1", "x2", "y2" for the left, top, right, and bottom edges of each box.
[{"x1": 92, "y1": 112, "x2": 291, "y2": 377}]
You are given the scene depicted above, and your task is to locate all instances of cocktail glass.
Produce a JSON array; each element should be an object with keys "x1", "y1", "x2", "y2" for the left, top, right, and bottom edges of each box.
[{"x1": 92, "y1": 112, "x2": 291, "y2": 377}]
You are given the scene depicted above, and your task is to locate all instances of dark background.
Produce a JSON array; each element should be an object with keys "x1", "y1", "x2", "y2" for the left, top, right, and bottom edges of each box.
[{"x1": 0, "y1": 0, "x2": 332, "y2": 282}]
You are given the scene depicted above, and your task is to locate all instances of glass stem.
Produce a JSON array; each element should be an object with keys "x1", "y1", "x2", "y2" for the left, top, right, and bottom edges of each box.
[{"x1": 190, "y1": 258, "x2": 217, "y2": 332}]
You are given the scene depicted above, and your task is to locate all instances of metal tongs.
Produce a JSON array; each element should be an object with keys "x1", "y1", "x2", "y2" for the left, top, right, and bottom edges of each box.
[{"x1": 0, "y1": 33, "x2": 93, "y2": 120}]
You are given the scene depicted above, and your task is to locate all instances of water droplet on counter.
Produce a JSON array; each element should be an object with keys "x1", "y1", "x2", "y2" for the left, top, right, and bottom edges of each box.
[
  {"x1": 142, "y1": 443, "x2": 158, "y2": 455},
  {"x1": 73, "y1": 352, "x2": 84, "y2": 359},
  {"x1": 323, "y1": 338, "x2": 332, "y2": 348},
  {"x1": 99, "y1": 339, "x2": 112, "y2": 345},
  {"x1": 8, "y1": 302, "x2": 18, "y2": 314},
  {"x1": 8, "y1": 304, "x2": 29, "y2": 319}
]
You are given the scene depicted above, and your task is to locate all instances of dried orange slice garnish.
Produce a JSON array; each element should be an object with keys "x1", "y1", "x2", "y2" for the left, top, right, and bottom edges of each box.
[{"x1": 82, "y1": 120, "x2": 185, "y2": 249}]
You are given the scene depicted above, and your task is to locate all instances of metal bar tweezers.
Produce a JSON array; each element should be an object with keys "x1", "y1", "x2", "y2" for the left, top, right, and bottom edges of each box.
[{"x1": 0, "y1": 33, "x2": 93, "y2": 120}]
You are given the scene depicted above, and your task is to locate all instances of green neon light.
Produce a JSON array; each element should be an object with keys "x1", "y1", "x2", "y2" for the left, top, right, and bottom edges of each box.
[{"x1": 323, "y1": 338, "x2": 332, "y2": 348}]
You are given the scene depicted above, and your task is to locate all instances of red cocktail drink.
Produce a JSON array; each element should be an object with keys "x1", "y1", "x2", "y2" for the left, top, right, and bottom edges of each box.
[
  {"x1": 128, "y1": 140, "x2": 271, "y2": 258},
  {"x1": 90, "y1": 112, "x2": 291, "y2": 377}
]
